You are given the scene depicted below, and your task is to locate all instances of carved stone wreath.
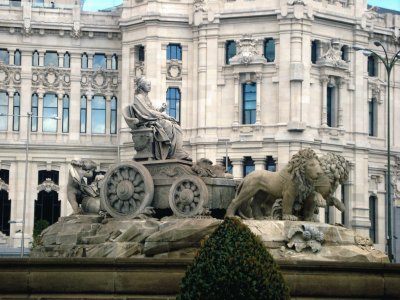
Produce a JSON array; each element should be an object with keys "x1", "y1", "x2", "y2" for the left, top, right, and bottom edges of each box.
[
  {"x1": 167, "y1": 60, "x2": 182, "y2": 81},
  {"x1": 37, "y1": 178, "x2": 60, "y2": 193},
  {"x1": 32, "y1": 66, "x2": 71, "y2": 89},
  {"x1": 81, "y1": 69, "x2": 119, "y2": 93}
]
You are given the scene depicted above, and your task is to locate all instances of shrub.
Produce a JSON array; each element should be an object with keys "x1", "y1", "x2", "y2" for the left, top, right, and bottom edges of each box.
[
  {"x1": 177, "y1": 217, "x2": 290, "y2": 300},
  {"x1": 31, "y1": 219, "x2": 49, "y2": 249}
]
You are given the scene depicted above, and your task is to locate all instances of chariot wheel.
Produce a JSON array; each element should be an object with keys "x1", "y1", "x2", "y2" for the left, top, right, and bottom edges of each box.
[
  {"x1": 100, "y1": 162, "x2": 154, "y2": 218},
  {"x1": 169, "y1": 175, "x2": 208, "y2": 217}
]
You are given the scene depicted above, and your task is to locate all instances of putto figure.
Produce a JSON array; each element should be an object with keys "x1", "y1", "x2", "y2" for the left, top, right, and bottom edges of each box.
[{"x1": 123, "y1": 77, "x2": 191, "y2": 161}]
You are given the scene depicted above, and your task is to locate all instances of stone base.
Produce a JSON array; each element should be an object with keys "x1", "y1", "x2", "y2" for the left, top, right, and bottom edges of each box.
[{"x1": 31, "y1": 216, "x2": 388, "y2": 263}]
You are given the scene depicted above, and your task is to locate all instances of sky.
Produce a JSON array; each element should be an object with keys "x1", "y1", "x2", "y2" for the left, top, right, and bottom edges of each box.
[{"x1": 83, "y1": 0, "x2": 400, "y2": 12}]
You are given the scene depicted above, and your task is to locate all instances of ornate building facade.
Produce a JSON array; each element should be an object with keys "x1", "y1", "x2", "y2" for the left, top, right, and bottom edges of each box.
[{"x1": 0, "y1": 0, "x2": 399, "y2": 259}]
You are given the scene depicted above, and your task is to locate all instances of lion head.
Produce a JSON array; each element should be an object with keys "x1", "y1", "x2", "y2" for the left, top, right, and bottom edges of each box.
[
  {"x1": 319, "y1": 153, "x2": 349, "y2": 185},
  {"x1": 287, "y1": 148, "x2": 322, "y2": 203}
]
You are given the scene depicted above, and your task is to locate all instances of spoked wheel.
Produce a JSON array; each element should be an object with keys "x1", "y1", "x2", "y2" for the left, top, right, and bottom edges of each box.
[
  {"x1": 100, "y1": 162, "x2": 154, "y2": 218},
  {"x1": 169, "y1": 175, "x2": 208, "y2": 217}
]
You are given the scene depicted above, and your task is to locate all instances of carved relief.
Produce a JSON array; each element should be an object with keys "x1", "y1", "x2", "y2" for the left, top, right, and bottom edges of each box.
[
  {"x1": 22, "y1": 18, "x2": 32, "y2": 36},
  {"x1": 193, "y1": 0, "x2": 207, "y2": 12},
  {"x1": 368, "y1": 79, "x2": 384, "y2": 104},
  {"x1": 392, "y1": 156, "x2": 400, "y2": 202},
  {"x1": 0, "y1": 62, "x2": 21, "y2": 89},
  {"x1": 32, "y1": 66, "x2": 71, "y2": 90},
  {"x1": 317, "y1": 39, "x2": 348, "y2": 69},
  {"x1": 81, "y1": 69, "x2": 119, "y2": 94},
  {"x1": 135, "y1": 62, "x2": 145, "y2": 78},
  {"x1": 0, "y1": 178, "x2": 8, "y2": 192},
  {"x1": 37, "y1": 178, "x2": 60, "y2": 193},
  {"x1": 71, "y1": 21, "x2": 81, "y2": 39},
  {"x1": 287, "y1": 224, "x2": 324, "y2": 253},
  {"x1": 229, "y1": 35, "x2": 267, "y2": 65},
  {"x1": 166, "y1": 59, "x2": 182, "y2": 81}
]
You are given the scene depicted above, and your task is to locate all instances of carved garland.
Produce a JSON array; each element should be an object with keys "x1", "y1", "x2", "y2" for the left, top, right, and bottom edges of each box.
[
  {"x1": 0, "y1": 62, "x2": 21, "y2": 89},
  {"x1": 81, "y1": 69, "x2": 119, "y2": 95},
  {"x1": 37, "y1": 178, "x2": 60, "y2": 193},
  {"x1": 32, "y1": 66, "x2": 71, "y2": 91}
]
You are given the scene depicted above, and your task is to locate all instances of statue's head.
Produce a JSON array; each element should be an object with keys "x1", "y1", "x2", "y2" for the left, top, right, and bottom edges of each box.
[{"x1": 135, "y1": 77, "x2": 151, "y2": 94}]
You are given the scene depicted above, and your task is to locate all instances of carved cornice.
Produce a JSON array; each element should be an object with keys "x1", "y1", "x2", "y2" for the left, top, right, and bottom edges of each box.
[{"x1": 37, "y1": 178, "x2": 59, "y2": 193}]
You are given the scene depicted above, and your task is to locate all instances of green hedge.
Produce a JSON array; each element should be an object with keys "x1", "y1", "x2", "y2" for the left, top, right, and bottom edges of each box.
[{"x1": 177, "y1": 217, "x2": 290, "y2": 300}]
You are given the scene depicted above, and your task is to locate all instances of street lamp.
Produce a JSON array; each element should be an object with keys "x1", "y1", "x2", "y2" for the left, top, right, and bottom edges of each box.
[
  {"x1": 0, "y1": 112, "x2": 59, "y2": 257},
  {"x1": 353, "y1": 41, "x2": 400, "y2": 262}
]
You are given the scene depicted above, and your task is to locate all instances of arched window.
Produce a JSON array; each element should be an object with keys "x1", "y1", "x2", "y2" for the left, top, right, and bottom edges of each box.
[
  {"x1": 62, "y1": 94, "x2": 69, "y2": 133},
  {"x1": 31, "y1": 93, "x2": 38, "y2": 132},
  {"x1": 369, "y1": 98, "x2": 378, "y2": 137},
  {"x1": 44, "y1": 51, "x2": 58, "y2": 67},
  {"x1": 264, "y1": 38, "x2": 275, "y2": 62},
  {"x1": 14, "y1": 49, "x2": 21, "y2": 66},
  {"x1": 0, "y1": 49, "x2": 9, "y2": 65},
  {"x1": 166, "y1": 87, "x2": 181, "y2": 123},
  {"x1": 80, "y1": 95, "x2": 87, "y2": 133},
  {"x1": 92, "y1": 95, "x2": 106, "y2": 134},
  {"x1": 93, "y1": 53, "x2": 107, "y2": 69},
  {"x1": 243, "y1": 156, "x2": 255, "y2": 177},
  {"x1": 35, "y1": 170, "x2": 60, "y2": 226},
  {"x1": 110, "y1": 96, "x2": 117, "y2": 134},
  {"x1": 265, "y1": 156, "x2": 276, "y2": 172},
  {"x1": 242, "y1": 82, "x2": 256, "y2": 124},
  {"x1": 63, "y1": 52, "x2": 70, "y2": 68},
  {"x1": 43, "y1": 93, "x2": 58, "y2": 132},
  {"x1": 13, "y1": 92, "x2": 20, "y2": 131},
  {"x1": 111, "y1": 54, "x2": 118, "y2": 70},
  {"x1": 32, "y1": 50, "x2": 39, "y2": 66},
  {"x1": 167, "y1": 44, "x2": 182, "y2": 61},
  {"x1": 0, "y1": 92, "x2": 8, "y2": 131},
  {"x1": 0, "y1": 169, "x2": 10, "y2": 236},
  {"x1": 81, "y1": 52, "x2": 88, "y2": 69},
  {"x1": 225, "y1": 40, "x2": 236, "y2": 64}
]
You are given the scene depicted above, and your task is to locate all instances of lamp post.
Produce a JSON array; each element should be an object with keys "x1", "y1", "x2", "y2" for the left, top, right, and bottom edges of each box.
[
  {"x1": 0, "y1": 112, "x2": 59, "y2": 257},
  {"x1": 354, "y1": 42, "x2": 400, "y2": 262}
]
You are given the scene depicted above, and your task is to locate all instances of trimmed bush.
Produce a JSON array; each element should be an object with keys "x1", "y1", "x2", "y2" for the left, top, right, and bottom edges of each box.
[
  {"x1": 31, "y1": 219, "x2": 49, "y2": 249},
  {"x1": 177, "y1": 217, "x2": 290, "y2": 300}
]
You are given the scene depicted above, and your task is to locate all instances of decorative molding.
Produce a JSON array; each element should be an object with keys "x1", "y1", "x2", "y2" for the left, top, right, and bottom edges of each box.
[
  {"x1": 134, "y1": 62, "x2": 145, "y2": 78},
  {"x1": 0, "y1": 62, "x2": 21, "y2": 89},
  {"x1": 37, "y1": 178, "x2": 60, "y2": 193},
  {"x1": 193, "y1": 0, "x2": 207, "y2": 12},
  {"x1": 229, "y1": 34, "x2": 267, "y2": 65},
  {"x1": 81, "y1": 68, "x2": 119, "y2": 94},
  {"x1": 166, "y1": 59, "x2": 182, "y2": 81},
  {"x1": 32, "y1": 66, "x2": 70, "y2": 91},
  {"x1": 0, "y1": 178, "x2": 8, "y2": 192},
  {"x1": 317, "y1": 39, "x2": 348, "y2": 69},
  {"x1": 70, "y1": 21, "x2": 81, "y2": 39}
]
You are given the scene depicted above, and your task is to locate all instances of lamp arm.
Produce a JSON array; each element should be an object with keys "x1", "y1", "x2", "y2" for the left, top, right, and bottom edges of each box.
[
  {"x1": 369, "y1": 50, "x2": 389, "y2": 70},
  {"x1": 388, "y1": 49, "x2": 400, "y2": 70}
]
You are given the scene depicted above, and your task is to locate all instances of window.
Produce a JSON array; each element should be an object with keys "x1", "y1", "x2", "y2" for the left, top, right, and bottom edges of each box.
[
  {"x1": 138, "y1": 45, "x2": 145, "y2": 62},
  {"x1": 33, "y1": 0, "x2": 44, "y2": 7},
  {"x1": 63, "y1": 52, "x2": 70, "y2": 68},
  {"x1": 222, "y1": 156, "x2": 233, "y2": 174},
  {"x1": 0, "y1": 169, "x2": 10, "y2": 236},
  {"x1": 14, "y1": 49, "x2": 21, "y2": 66},
  {"x1": 311, "y1": 40, "x2": 318, "y2": 64},
  {"x1": 80, "y1": 95, "x2": 87, "y2": 133},
  {"x1": 32, "y1": 50, "x2": 39, "y2": 66},
  {"x1": 43, "y1": 93, "x2": 57, "y2": 132},
  {"x1": 264, "y1": 38, "x2": 275, "y2": 62},
  {"x1": 111, "y1": 54, "x2": 118, "y2": 70},
  {"x1": 266, "y1": 156, "x2": 276, "y2": 172},
  {"x1": 81, "y1": 53, "x2": 88, "y2": 69},
  {"x1": 243, "y1": 156, "x2": 255, "y2": 177},
  {"x1": 93, "y1": 53, "x2": 107, "y2": 69},
  {"x1": 225, "y1": 40, "x2": 236, "y2": 64},
  {"x1": 0, "y1": 92, "x2": 8, "y2": 131},
  {"x1": 31, "y1": 93, "x2": 38, "y2": 132},
  {"x1": 92, "y1": 95, "x2": 106, "y2": 134},
  {"x1": 44, "y1": 51, "x2": 58, "y2": 67},
  {"x1": 0, "y1": 49, "x2": 9, "y2": 65},
  {"x1": 35, "y1": 170, "x2": 60, "y2": 226},
  {"x1": 341, "y1": 184, "x2": 346, "y2": 225},
  {"x1": 242, "y1": 82, "x2": 256, "y2": 124},
  {"x1": 167, "y1": 44, "x2": 182, "y2": 61},
  {"x1": 325, "y1": 206, "x2": 330, "y2": 224},
  {"x1": 13, "y1": 92, "x2": 20, "y2": 131},
  {"x1": 341, "y1": 45, "x2": 349, "y2": 62},
  {"x1": 62, "y1": 95, "x2": 69, "y2": 133},
  {"x1": 368, "y1": 56, "x2": 377, "y2": 77},
  {"x1": 369, "y1": 98, "x2": 377, "y2": 137},
  {"x1": 166, "y1": 87, "x2": 181, "y2": 123},
  {"x1": 369, "y1": 195, "x2": 377, "y2": 243},
  {"x1": 110, "y1": 96, "x2": 117, "y2": 134},
  {"x1": 10, "y1": 0, "x2": 21, "y2": 7},
  {"x1": 327, "y1": 86, "x2": 337, "y2": 127}
]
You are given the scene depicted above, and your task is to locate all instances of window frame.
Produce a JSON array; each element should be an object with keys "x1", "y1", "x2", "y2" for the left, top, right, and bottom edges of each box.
[
  {"x1": 63, "y1": 52, "x2": 70, "y2": 68},
  {"x1": 91, "y1": 95, "x2": 106, "y2": 134},
  {"x1": 13, "y1": 92, "x2": 20, "y2": 131},
  {"x1": 166, "y1": 87, "x2": 181, "y2": 123},
  {"x1": 81, "y1": 52, "x2": 88, "y2": 69},
  {"x1": 110, "y1": 96, "x2": 117, "y2": 134},
  {"x1": 62, "y1": 94, "x2": 69, "y2": 133},
  {"x1": 42, "y1": 93, "x2": 58, "y2": 133},
  {"x1": 32, "y1": 50, "x2": 39, "y2": 67},
  {"x1": 0, "y1": 49, "x2": 9, "y2": 65},
  {"x1": 0, "y1": 91, "x2": 8, "y2": 131},
  {"x1": 44, "y1": 51, "x2": 59, "y2": 67},
  {"x1": 31, "y1": 93, "x2": 39, "y2": 132},
  {"x1": 14, "y1": 49, "x2": 21, "y2": 66},
  {"x1": 242, "y1": 82, "x2": 256, "y2": 125},
  {"x1": 92, "y1": 53, "x2": 107, "y2": 69},
  {"x1": 167, "y1": 44, "x2": 182, "y2": 61},
  {"x1": 80, "y1": 95, "x2": 87, "y2": 133},
  {"x1": 225, "y1": 40, "x2": 236, "y2": 65}
]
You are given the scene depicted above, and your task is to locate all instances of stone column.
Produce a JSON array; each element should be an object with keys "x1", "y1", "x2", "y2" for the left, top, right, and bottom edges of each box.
[
  {"x1": 233, "y1": 74, "x2": 240, "y2": 126},
  {"x1": 19, "y1": 51, "x2": 32, "y2": 140},
  {"x1": 256, "y1": 73, "x2": 262, "y2": 125},
  {"x1": 87, "y1": 52, "x2": 93, "y2": 69},
  {"x1": 86, "y1": 92, "x2": 93, "y2": 134},
  {"x1": 231, "y1": 158, "x2": 243, "y2": 179},
  {"x1": 39, "y1": 51, "x2": 44, "y2": 67},
  {"x1": 8, "y1": 49, "x2": 15, "y2": 66},
  {"x1": 107, "y1": 55, "x2": 112, "y2": 70},
  {"x1": 320, "y1": 76, "x2": 329, "y2": 126},
  {"x1": 253, "y1": 157, "x2": 266, "y2": 171},
  {"x1": 69, "y1": 52, "x2": 82, "y2": 141},
  {"x1": 7, "y1": 88, "x2": 15, "y2": 131},
  {"x1": 197, "y1": 29, "x2": 207, "y2": 136},
  {"x1": 337, "y1": 78, "x2": 346, "y2": 129},
  {"x1": 58, "y1": 54, "x2": 63, "y2": 68}
]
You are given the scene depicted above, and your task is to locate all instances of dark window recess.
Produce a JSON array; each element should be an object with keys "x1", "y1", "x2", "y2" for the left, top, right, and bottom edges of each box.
[
  {"x1": 264, "y1": 38, "x2": 275, "y2": 62},
  {"x1": 225, "y1": 40, "x2": 236, "y2": 64},
  {"x1": 243, "y1": 156, "x2": 255, "y2": 177}
]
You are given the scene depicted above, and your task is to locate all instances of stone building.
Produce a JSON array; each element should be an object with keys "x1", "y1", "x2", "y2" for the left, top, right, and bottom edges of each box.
[{"x1": 0, "y1": 0, "x2": 399, "y2": 260}]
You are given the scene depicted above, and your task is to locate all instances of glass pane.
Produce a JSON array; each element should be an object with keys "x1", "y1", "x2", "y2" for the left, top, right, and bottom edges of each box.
[
  {"x1": 43, "y1": 108, "x2": 57, "y2": 132},
  {"x1": 167, "y1": 44, "x2": 182, "y2": 60},
  {"x1": 81, "y1": 96, "x2": 87, "y2": 108},
  {"x1": 64, "y1": 52, "x2": 70, "y2": 68},
  {"x1": 111, "y1": 97, "x2": 117, "y2": 109},
  {"x1": 44, "y1": 52, "x2": 58, "y2": 67},
  {"x1": 111, "y1": 55, "x2": 118, "y2": 70},
  {"x1": 92, "y1": 96, "x2": 105, "y2": 109},
  {"x1": 31, "y1": 107, "x2": 38, "y2": 132},
  {"x1": 93, "y1": 54, "x2": 107, "y2": 69},
  {"x1": 0, "y1": 92, "x2": 7, "y2": 105},
  {"x1": 81, "y1": 53, "x2": 88, "y2": 69},
  {"x1": 138, "y1": 46, "x2": 145, "y2": 62},
  {"x1": 264, "y1": 39, "x2": 275, "y2": 62},
  {"x1": 63, "y1": 108, "x2": 69, "y2": 133},
  {"x1": 14, "y1": 50, "x2": 21, "y2": 66},
  {"x1": 13, "y1": 107, "x2": 20, "y2": 131},
  {"x1": 226, "y1": 41, "x2": 236, "y2": 64},
  {"x1": 0, "y1": 49, "x2": 9, "y2": 65},
  {"x1": 80, "y1": 109, "x2": 86, "y2": 133},
  {"x1": 0, "y1": 93, "x2": 7, "y2": 130},
  {"x1": 32, "y1": 51, "x2": 39, "y2": 66},
  {"x1": 92, "y1": 110, "x2": 105, "y2": 134},
  {"x1": 63, "y1": 95, "x2": 69, "y2": 108},
  {"x1": 32, "y1": 94, "x2": 38, "y2": 107},
  {"x1": 43, "y1": 94, "x2": 57, "y2": 108}
]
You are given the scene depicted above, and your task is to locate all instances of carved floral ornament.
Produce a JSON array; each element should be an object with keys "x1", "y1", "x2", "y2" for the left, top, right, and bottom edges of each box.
[
  {"x1": 0, "y1": 62, "x2": 21, "y2": 87},
  {"x1": 317, "y1": 39, "x2": 348, "y2": 69},
  {"x1": 166, "y1": 59, "x2": 182, "y2": 81},
  {"x1": 32, "y1": 66, "x2": 70, "y2": 90},
  {"x1": 37, "y1": 178, "x2": 60, "y2": 193},
  {"x1": 193, "y1": 0, "x2": 207, "y2": 12},
  {"x1": 229, "y1": 34, "x2": 266, "y2": 65},
  {"x1": 392, "y1": 156, "x2": 400, "y2": 201},
  {"x1": 81, "y1": 69, "x2": 119, "y2": 93},
  {"x1": 0, "y1": 178, "x2": 9, "y2": 192},
  {"x1": 368, "y1": 80, "x2": 384, "y2": 104}
]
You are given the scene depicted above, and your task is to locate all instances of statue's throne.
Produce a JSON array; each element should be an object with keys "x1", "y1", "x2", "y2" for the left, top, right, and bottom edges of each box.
[{"x1": 122, "y1": 106, "x2": 169, "y2": 161}]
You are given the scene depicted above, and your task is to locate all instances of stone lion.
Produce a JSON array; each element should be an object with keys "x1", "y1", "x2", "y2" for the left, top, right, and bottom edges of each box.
[{"x1": 225, "y1": 148, "x2": 323, "y2": 221}]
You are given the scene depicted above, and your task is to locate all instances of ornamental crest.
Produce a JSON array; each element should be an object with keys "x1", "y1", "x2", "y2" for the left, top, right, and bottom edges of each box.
[
  {"x1": 166, "y1": 59, "x2": 182, "y2": 81},
  {"x1": 32, "y1": 66, "x2": 71, "y2": 90},
  {"x1": 37, "y1": 178, "x2": 60, "y2": 193},
  {"x1": 229, "y1": 35, "x2": 267, "y2": 65},
  {"x1": 81, "y1": 69, "x2": 119, "y2": 94},
  {"x1": 0, "y1": 62, "x2": 21, "y2": 88},
  {"x1": 287, "y1": 224, "x2": 324, "y2": 253},
  {"x1": 317, "y1": 39, "x2": 348, "y2": 69},
  {"x1": 71, "y1": 21, "x2": 81, "y2": 39},
  {"x1": 193, "y1": 0, "x2": 207, "y2": 12}
]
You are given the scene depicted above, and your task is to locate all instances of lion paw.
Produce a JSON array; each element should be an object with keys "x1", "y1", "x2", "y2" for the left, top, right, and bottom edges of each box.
[
  {"x1": 314, "y1": 193, "x2": 326, "y2": 207},
  {"x1": 282, "y1": 214, "x2": 298, "y2": 221}
]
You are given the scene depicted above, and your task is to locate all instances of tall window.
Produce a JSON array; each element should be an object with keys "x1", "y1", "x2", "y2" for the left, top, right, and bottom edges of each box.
[
  {"x1": 242, "y1": 82, "x2": 256, "y2": 124},
  {"x1": 92, "y1": 95, "x2": 106, "y2": 134},
  {"x1": 110, "y1": 96, "x2": 117, "y2": 134},
  {"x1": 311, "y1": 40, "x2": 318, "y2": 64},
  {"x1": 35, "y1": 170, "x2": 60, "y2": 226},
  {"x1": 368, "y1": 56, "x2": 377, "y2": 77},
  {"x1": 0, "y1": 92, "x2": 8, "y2": 131},
  {"x1": 80, "y1": 95, "x2": 87, "y2": 133},
  {"x1": 63, "y1": 52, "x2": 70, "y2": 68},
  {"x1": 369, "y1": 98, "x2": 377, "y2": 137},
  {"x1": 14, "y1": 49, "x2": 21, "y2": 66},
  {"x1": 341, "y1": 184, "x2": 346, "y2": 225},
  {"x1": 341, "y1": 45, "x2": 349, "y2": 62},
  {"x1": 0, "y1": 169, "x2": 10, "y2": 236},
  {"x1": 93, "y1": 53, "x2": 107, "y2": 69},
  {"x1": 327, "y1": 86, "x2": 337, "y2": 127},
  {"x1": 31, "y1": 93, "x2": 38, "y2": 132},
  {"x1": 222, "y1": 156, "x2": 233, "y2": 174},
  {"x1": 225, "y1": 40, "x2": 236, "y2": 64},
  {"x1": 111, "y1": 54, "x2": 118, "y2": 70},
  {"x1": 43, "y1": 93, "x2": 57, "y2": 132},
  {"x1": 166, "y1": 87, "x2": 181, "y2": 123},
  {"x1": 13, "y1": 92, "x2": 20, "y2": 131},
  {"x1": 138, "y1": 45, "x2": 145, "y2": 62},
  {"x1": 369, "y1": 195, "x2": 377, "y2": 243},
  {"x1": 243, "y1": 156, "x2": 255, "y2": 177},
  {"x1": 33, "y1": 0, "x2": 44, "y2": 8},
  {"x1": 0, "y1": 49, "x2": 9, "y2": 65},
  {"x1": 325, "y1": 206, "x2": 330, "y2": 224},
  {"x1": 81, "y1": 53, "x2": 88, "y2": 69},
  {"x1": 167, "y1": 44, "x2": 182, "y2": 60},
  {"x1": 44, "y1": 51, "x2": 58, "y2": 67},
  {"x1": 266, "y1": 156, "x2": 276, "y2": 172},
  {"x1": 32, "y1": 50, "x2": 39, "y2": 66},
  {"x1": 264, "y1": 38, "x2": 275, "y2": 62},
  {"x1": 62, "y1": 95, "x2": 69, "y2": 133}
]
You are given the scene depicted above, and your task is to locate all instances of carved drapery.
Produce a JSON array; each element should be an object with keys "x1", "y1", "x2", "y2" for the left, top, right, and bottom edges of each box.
[{"x1": 37, "y1": 178, "x2": 60, "y2": 193}]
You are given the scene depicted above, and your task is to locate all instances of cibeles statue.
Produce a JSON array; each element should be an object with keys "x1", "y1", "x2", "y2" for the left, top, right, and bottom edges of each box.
[
  {"x1": 67, "y1": 159, "x2": 103, "y2": 215},
  {"x1": 123, "y1": 77, "x2": 192, "y2": 161}
]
